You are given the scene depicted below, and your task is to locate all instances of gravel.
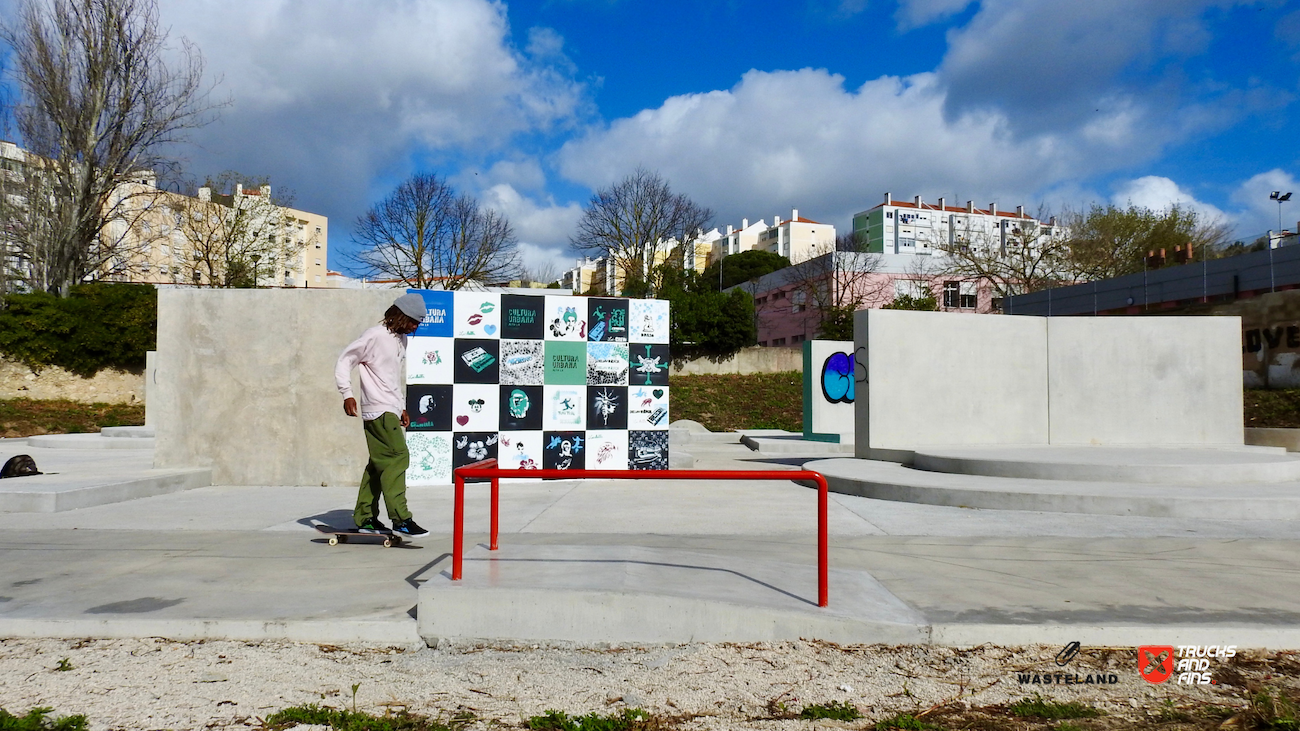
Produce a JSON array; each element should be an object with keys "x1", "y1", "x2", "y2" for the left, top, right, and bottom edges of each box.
[{"x1": 0, "y1": 638, "x2": 1289, "y2": 730}]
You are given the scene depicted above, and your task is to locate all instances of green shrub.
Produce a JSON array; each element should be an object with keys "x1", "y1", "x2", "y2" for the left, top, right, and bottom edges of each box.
[
  {"x1": 0, "y1": 283, "x2": 155, "y2": 376},
  {"x1": 0, "y1": 707, "x2": 88, "y2": 731},
  {"x1": 1008, "y1": 694, "x2": 1102, "y2": 720},
  {"x1": 799, "y1": 700, "x2": 861, "y2": 720},
  {"x1": 525, "y1": 708, "x2": 658, "y2": 731},
  {"x1": 263, "y1": 704, "x2": 469, "y2": 731}
]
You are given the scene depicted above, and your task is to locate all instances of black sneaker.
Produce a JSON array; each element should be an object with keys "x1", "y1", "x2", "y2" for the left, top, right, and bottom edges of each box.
[
  {"x1": 356, "y1": 516, "x2": 389, "y2": 534},
  {"x1": 393, "y1": 518, "x2": 429, "y2": 537}
]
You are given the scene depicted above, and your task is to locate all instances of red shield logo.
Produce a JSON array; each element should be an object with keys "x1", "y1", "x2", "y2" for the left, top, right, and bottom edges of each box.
[{"x1": 1138, "y1": 646, "x2": 1175, "y2": 684}]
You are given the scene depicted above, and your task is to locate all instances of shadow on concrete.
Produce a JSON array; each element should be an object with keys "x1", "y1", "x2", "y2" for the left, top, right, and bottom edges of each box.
[
  {"x1": 297, "y1": 509, "x2": 355, "y2": 529},
  {"x1": 462, "y1": 556, "x2": 820, "y2": 607}
]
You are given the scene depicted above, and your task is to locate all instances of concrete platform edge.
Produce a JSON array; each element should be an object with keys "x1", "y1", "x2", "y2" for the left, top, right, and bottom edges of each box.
[
  {"x1": 417, "y1": 585, "x2": 930, "y2": 645},
  {"x1": 931, "y1": 623, "x2": 1300, "y2": 650},
  {"x1": 0, "y1": 618, "x2": 421, "y2": 644}
]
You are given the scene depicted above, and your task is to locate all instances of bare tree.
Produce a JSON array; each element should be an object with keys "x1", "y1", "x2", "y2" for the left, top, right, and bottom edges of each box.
[
  {"x1": 170, "y1": 172, "x2": 309, "y2": 287},
  {"x1": 763, "y1": 233, "x2": 890, "y2": 340},
  {"x1": 571, "y1": 167, "x2": 712, "y2": 296},
  {"x1": 938, "y1": 207, "x2": 1071, "y2": 300},
  {"x1": 1, "y1": 0, "x2": 222, "y2": 295},
  {"x1": 350, "y1": 172, "x2": 520, "y2": 290}
]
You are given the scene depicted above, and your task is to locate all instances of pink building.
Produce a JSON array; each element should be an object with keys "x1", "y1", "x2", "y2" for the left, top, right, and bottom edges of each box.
[{"x1": 735, "y1": 252, "x2": 999, "y2": 347}]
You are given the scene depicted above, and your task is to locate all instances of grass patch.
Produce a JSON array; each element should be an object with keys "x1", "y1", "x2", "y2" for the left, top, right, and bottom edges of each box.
[
  {"x1": 875, "y1": 713, "x2": 938, "y2": 730},
  {"x1": 1008, "y1": 694, "x2": 1103, "y2": 720},
  {"x1": 799, "y1": 700, "x2": 861, "y2": 721},
  {"x1": 0, "y1": 707, "x2": 88, "y2": 731},
  {"x1": 1245, "y1": 687, "x2": 1300, "y2": 730},
  {"x1": 0, "y1": 398, "x2": 144, "y2": 438},
  {"x1": 669, "y1": 372, "x2": 801, "y2": 432},
  {"x1": 1245, "y1": 389, "x2": 1300, "y2": 429},
  {"x1": 525, "y1": 708, "x2": 670, "y2": 730},
  {"x1": 262, "y1": 704, "x2": 472, "y2": 731}
]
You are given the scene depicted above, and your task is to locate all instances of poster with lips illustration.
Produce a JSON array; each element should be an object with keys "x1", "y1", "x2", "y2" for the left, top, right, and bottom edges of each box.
[
  {"x1": 628, "y1": 385, "x2": 669, "y2": 429},
  {"x1": 454, "y1": 292, "x2": 500, "y2": 338},
  {"x1": 402, "y1": 290, "x2": 668, "y2": 485},
  {"x1": 452, "y1": 383, "x2": 498, "y2": 432}
]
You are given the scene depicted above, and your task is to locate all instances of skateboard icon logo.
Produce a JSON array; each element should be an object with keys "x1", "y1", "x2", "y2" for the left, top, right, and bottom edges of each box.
[{"x1": 1139, "y1": 646, "x2": 1175, "y2": 684}]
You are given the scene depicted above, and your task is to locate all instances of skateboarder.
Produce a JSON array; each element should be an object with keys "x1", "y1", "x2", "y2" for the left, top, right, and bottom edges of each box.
[{"x1": 335, "y1": 293, "x2": 431, "y2": 537}]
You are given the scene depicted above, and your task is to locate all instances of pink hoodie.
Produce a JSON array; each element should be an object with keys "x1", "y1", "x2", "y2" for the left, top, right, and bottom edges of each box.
[{"x1": 335, "y1": 325, "x2": 407, "y2": 421}]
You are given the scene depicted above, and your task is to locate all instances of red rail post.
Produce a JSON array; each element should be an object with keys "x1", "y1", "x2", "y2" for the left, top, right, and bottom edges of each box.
[
  {"x1": 451, "y1": 466, "x2": 831, "y2": 608},
  {"x1": 452, "y1": 472, "x2": 465, "y2": 580},
  {"x1": 490, "y1": 476, "x2": 500, "y2": 551}
]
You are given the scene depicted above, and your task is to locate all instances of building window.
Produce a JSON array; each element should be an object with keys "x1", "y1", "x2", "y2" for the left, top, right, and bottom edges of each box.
[
  {"x1": 792, "y1": 334, "x2": 805, "y2": 344},
  {"x1": 773, "y1": 291, "x2": 785, "y2": 300},
  {"x1": 315, "y1": 275, "x2": 322, "y2": 283},
  {"x1": 772, "y1": 337, "x2": 786, "y2": 346},
  {"x1": 759, "y1": 341, "x2": 768, "y2": 347},
  {"x1": 943, "y1": 281, "x2": 960, "y2": 308},
  {"x1": 960, "y1": 282, "x2": 977, "y2": 309},
  {"x1": 315, "y1": 258, "x2": 321, "y2": 266}
]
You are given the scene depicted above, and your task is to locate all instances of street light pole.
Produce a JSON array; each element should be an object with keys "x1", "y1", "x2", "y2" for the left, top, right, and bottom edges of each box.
[
  {"x1": 251, "y1": 253, "x2": 261, "y2": 288},
  {"x1": 1272, "y1": 191, "x2": 1293, "y2": 235}
]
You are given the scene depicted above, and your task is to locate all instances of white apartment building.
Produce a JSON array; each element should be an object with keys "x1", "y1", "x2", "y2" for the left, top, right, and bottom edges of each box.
[
  {"x1": 711, "y1": 209, "x2": 836, "y2": 265},
  {"x1": 0, "y1": 140, "x2": 329, "y2": 289},
  {"x1": 852, "y1": 193, "x2": 1065, "y2": 257}
]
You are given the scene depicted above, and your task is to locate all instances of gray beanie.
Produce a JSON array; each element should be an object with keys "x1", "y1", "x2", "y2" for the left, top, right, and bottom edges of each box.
[{"x1": 394, "y1": 293, "x2": 427, "y2": 321}]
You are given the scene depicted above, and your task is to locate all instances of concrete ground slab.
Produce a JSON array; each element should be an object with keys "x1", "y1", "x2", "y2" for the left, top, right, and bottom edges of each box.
[
  {"x1": 4, "y1": 438, "x2": 1300, "y2": 646},
  {"x1": 417, "y1": 543, "x2": 927, "y2": 644},
  {"x1": 913, "y1": 445, "x2": 1300, "y2": 484},
  {"x1": 810, "y1": 457, "x2": 1300, "y2": 519}
]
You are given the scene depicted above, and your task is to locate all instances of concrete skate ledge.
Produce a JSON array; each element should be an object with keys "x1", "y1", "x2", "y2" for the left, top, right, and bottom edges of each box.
[
  {"x1": 741, "y1": 434, "x2": 855, "y2": 456},
  {"x1": 0, "y1": 468, "x2": 211, "y2": 512},
  {"x1": 27, "y1": 433, "x2": 155, "y2": 450},
  {"x1": 912, "y1": 446, "x2": 1300, "y2": 485}
]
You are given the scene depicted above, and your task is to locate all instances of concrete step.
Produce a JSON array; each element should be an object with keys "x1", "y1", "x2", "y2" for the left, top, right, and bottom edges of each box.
[
  {"x1": 100, "y1": 426, "x2": 155, "y2": 439},
  {"x1": 912, "y1": 445, "x2": 1300, "y2": 484},
  {"x1": 26, "y1": 433, "x2": 155, "y2": 450},
  {"x1": 741, "y1": 434, "x2": 855, "y2": 455},
  {"x1": 807, "y1": 457, "x2": 1300, "y2": 520},
  {"x1": 0, "y1": 468, "x2": 211, "y2": 512}
]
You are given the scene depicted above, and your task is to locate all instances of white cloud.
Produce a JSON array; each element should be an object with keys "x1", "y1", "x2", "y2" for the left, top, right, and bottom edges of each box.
[
  {"x1": 479, "y1": 183, "x2": 583, "y2": 250},
  {"x1": 894, "y1": 0, "x2": 976, "y2": 29},
  {"x1": 936, "y1": 0, "x2": 1250, "y2": 133},
  {"x1": 557, "y1": 68, "x2": 1158, "y2": 233},
  {"x1": 1111, "y1": 176, "x2": 1226, "y2": 222},
  {"x1": 1230, "y1": 170, "x2": 1300, "y2": 236},
  {"x1": 154, "y1": 0, "x2": 586, "y2": 242}
]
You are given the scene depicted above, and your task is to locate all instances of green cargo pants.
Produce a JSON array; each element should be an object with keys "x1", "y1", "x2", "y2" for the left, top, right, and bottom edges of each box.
[{"x1": 353, "y1": 412, "x2": 412, "y2": 525}]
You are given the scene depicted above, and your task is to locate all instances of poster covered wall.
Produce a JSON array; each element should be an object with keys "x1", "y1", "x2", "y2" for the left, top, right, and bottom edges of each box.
[{"x1": 405, "y1": 291, "x2": 670, "y2": 484}]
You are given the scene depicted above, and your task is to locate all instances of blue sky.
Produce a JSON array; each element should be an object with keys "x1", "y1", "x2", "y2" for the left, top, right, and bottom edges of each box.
[{"x1": 9, "y1": 0, "x2": 1300, "y2": 276}]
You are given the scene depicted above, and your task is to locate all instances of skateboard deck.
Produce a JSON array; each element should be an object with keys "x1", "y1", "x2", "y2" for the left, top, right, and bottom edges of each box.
[{"x1": 313, "y1": 523, "x2": 407, "y2": 547}]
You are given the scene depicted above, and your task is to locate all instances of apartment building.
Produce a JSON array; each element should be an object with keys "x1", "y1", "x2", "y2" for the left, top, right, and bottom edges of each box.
[
  {"x1": 852, "y1": 193, "x2": 1065, "y2": 256},
  {"x1": 561, "y1": 228, "x2": 721, "y2": 294},
  {"x1": 0, "y1": 140, "x2": 329, "y2": 289},
  {"x1": 711, "y1": 209, "x2": 836, "y2": 265}
]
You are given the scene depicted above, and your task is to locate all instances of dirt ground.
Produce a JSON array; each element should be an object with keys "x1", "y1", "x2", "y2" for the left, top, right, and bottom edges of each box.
[{"x1": 1, "y1": 638, "x2": 1296, "y2": 730}]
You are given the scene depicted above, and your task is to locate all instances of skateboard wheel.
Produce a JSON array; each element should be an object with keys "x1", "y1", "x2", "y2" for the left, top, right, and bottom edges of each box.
[
  {"x1": 382, "y1": 538, "x2": 392, "y2": 548},
  {"x1": 328, "y1": 537, "x2": 338, "y2": 546}
]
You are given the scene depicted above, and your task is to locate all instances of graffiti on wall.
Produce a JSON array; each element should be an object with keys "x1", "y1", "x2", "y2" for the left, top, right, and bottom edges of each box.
[{"x1": 820, "y1": 351, "x2": 855, "y2": 404}]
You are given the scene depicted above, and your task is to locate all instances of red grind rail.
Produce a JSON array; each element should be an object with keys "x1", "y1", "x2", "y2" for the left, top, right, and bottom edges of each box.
[{"x1": 451, "y1": 459, "x2": 831, "y2": 607}]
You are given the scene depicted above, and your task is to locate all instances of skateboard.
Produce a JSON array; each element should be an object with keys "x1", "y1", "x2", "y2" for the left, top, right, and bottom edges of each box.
[{"x1": 313, "y1": 523, "x2": 407, "y2": 548}]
